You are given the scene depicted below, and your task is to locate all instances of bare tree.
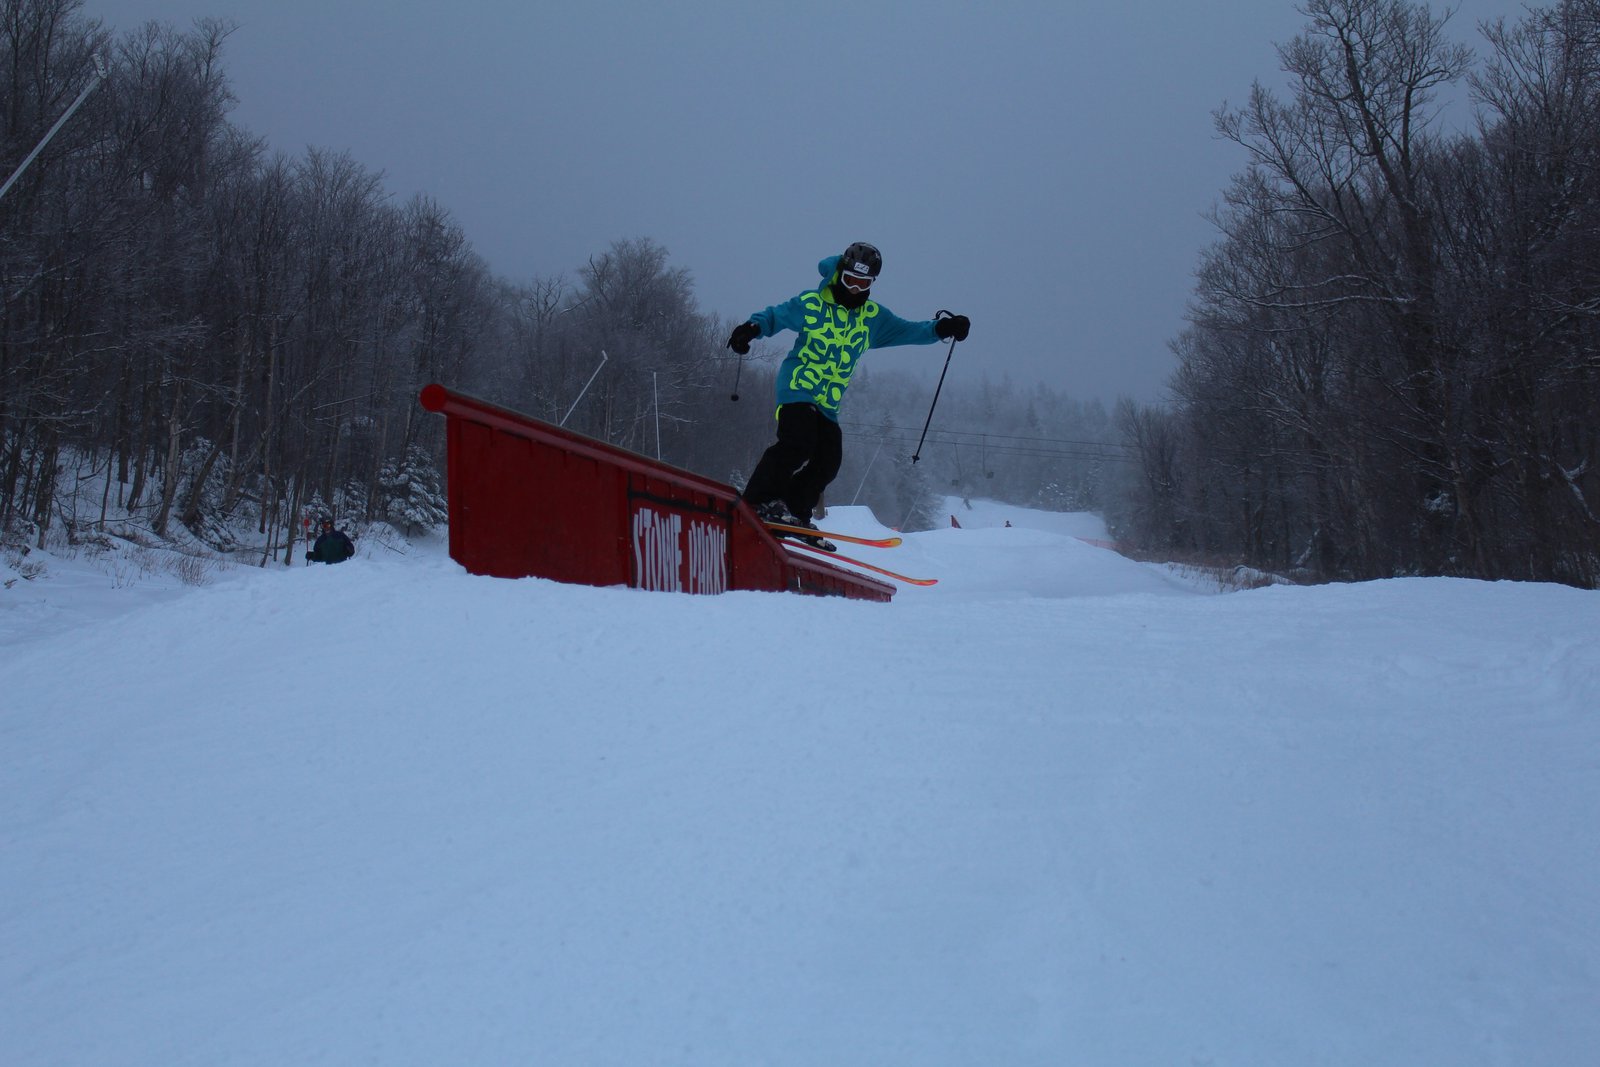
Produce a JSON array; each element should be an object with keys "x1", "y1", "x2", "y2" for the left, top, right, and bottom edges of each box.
[{"x1": 1130, "y1": 0, "x2": 1600, "y2": 587}]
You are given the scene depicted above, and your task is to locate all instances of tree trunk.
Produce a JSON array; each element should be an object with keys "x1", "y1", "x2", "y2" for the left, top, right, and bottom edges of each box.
[{"x1": 152, "y1": 381, "x2": 185, "y2": 537}]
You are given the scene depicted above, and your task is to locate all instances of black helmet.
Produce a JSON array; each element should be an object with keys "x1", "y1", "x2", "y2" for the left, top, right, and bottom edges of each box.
[{"x1": 840, "y1": 241, "x2": 882, "y2": 281}]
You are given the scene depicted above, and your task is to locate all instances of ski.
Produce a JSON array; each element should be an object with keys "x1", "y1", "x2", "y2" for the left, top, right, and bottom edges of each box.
[
  {"x1": 783, "y1": 541, "x2": 937, "y2": 586},
  {"x1": 763, "y1": 521, "x2": 902, "y2": 548}
]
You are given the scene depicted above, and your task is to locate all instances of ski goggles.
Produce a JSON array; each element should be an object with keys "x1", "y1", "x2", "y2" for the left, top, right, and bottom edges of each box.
[{"x1": 840, "y1": 270, "x2": 874, "y2": 293}]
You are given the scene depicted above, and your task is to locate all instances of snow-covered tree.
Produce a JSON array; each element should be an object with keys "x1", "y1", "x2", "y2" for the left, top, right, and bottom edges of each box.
[{"x1": 378, "y1": 445, "x2": 447, "y2": 535}]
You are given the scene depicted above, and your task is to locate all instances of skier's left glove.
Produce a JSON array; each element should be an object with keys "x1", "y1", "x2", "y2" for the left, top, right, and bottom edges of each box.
[
  {"x1": 935, "y1": 314, "x2": 970, "y2": 342},
  {"x1": 727, "y1": 321, "x2": 760, "y2": 355}
]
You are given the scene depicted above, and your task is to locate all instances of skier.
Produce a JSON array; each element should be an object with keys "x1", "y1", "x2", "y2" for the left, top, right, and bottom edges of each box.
[
  {"x1": 727, "y1": 241, "x2": 969, "y2": 549},
  {"x1": 306, "y1": 517, "x2": 356, "y2": 564}
]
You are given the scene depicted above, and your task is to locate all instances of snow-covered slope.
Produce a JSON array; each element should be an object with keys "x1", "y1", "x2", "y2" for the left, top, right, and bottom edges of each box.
[{"x1": 3, "y1": 502, "x2": 1597, "y2": 1066}]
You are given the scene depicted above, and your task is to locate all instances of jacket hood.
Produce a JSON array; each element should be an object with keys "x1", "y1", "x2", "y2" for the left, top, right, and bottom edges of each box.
[{"x1": 817, "y1": 255, "x2": 841, "y2": 282}]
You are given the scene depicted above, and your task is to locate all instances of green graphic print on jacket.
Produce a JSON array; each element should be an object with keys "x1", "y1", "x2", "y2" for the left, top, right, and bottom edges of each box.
[{"x1": 747, "y1": 255, "x2": 942, "y2": 422}]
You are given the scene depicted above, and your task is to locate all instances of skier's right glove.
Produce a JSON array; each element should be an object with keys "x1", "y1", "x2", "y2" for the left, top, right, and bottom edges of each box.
[{"x1": 727, "y1": 321, "x2": 761, "y2": 355}]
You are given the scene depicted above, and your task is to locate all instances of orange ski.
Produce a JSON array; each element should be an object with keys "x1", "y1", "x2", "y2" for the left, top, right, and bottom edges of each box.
[
  {"x1": 784, "y1": 541, "x2": 937, "y2": 586},
  {"x1": 763, "y1": 521, "x2": 902, "y2": 548}
]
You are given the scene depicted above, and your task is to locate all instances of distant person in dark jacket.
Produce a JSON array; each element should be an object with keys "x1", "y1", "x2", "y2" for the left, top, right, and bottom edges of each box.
[{"x1": 306, "y1": 518, "x2": 355, "y2": 564}]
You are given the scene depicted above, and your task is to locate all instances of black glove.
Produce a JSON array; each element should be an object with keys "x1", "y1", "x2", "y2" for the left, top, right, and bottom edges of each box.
[
  {"x1": 727, "y1": 321, "x2": 761, "y2": 355},
  {"x1": 935, "y1": 314, "x2": 970, "y2": 342}
]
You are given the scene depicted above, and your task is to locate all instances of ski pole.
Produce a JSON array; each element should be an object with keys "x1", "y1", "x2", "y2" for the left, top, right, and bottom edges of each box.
[
  {"x1": 912, "y1": 311, "x2": 959, "y2": 463},
  {"x1": 730, "y1": 351, "x2": 743, "y2": 402}
]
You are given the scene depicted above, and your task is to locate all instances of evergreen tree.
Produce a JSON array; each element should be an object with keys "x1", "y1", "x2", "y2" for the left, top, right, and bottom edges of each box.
[{"x1": 378, "y1": 445, "x2": 447, "y2": 536}]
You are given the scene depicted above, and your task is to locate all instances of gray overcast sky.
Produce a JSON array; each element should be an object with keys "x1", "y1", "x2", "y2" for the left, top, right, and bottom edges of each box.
[{"x1": 85, "y1": 0, "x2": 1526, "y2": 406}]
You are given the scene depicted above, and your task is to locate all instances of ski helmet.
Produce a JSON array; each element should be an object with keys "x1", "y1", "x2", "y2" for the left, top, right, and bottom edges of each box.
[{"x1": 840, "y1": 241, "x2": 882, "y2": 282}]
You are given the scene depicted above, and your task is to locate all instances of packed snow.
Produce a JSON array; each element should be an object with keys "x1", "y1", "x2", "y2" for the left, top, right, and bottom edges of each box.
[{"x1": 3, "y1": 499, "x2": 1597, "y2": 1066}]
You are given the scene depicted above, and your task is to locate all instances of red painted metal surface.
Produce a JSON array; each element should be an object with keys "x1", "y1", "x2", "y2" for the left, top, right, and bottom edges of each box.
[{"x1": 418, "y1": 384, "x2": 894, "y2": 602}]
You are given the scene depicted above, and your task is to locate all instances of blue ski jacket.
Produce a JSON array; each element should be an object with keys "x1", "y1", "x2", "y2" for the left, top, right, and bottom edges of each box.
[{"x1": 747, "y1": 255, "x2": 941, "y2": 421}]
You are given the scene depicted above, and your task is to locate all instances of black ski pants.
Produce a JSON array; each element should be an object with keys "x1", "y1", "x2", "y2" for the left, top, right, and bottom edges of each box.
[{"x1": 741, "y1": 402, "x2": 843, "y2": 522}]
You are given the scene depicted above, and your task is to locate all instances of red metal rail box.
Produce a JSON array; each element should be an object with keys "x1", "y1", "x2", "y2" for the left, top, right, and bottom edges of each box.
[{"x1": 419, "y1": 384, "x2": 893, "y2": 601}]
